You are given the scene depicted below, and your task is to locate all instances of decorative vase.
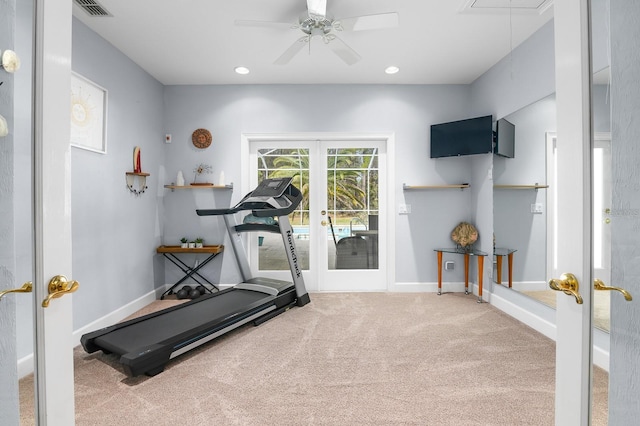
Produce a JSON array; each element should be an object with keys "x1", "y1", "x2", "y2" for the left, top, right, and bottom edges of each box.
[{"x1": 176, "y1": 171, "x2": 185, "y2": 186}]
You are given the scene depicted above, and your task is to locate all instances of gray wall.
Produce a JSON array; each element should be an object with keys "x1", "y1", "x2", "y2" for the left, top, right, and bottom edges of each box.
[
  {"x1": 69, "y1": 19, "x2": 165, "y2": 329},
  {"x1": 162, "y1": 84, "x2": 475, "y2": 286}
]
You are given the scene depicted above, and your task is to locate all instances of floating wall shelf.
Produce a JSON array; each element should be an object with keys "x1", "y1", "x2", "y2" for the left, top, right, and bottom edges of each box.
[
  {"x1": 403, "y1": 183, "x2": 470, "y2": 190},
  {"x1": 164, "y1": 183, "x2": 233, "y2": 192},
  {"x1": 493, "y1": 184, "x2": 549, "y2": 191}
]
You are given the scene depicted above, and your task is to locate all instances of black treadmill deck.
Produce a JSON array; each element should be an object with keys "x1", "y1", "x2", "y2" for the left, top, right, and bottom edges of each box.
[{"x1": 82, "y1": 285, "x2": 296, "y2": 376}]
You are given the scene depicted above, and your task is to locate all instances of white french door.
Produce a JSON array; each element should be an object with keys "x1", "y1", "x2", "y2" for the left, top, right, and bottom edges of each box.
[
  {"x1": 553, "y1": 1, "x2": 595, "y2": 424},
  {"x1": 554, "y1": 1, "x2": 639, "y2": 424},
  {"x1": 246, "y1": 134, "x2": 392, "y2": 292},
  {"x1": 3, "y1": 0, "x2": 76, "y2": 423}
]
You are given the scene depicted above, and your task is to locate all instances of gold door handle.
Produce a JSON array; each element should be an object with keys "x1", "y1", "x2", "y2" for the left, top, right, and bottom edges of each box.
[
  {"x1": 594, "y1": 279, "x2": 632, "y2": 301},
  {"x1": 549, "y1": 273, "x2": 583, "y2": 304},
  {"x1": 0, "y1": 282, "x2": 33, "y2": 301},
  {"x1": 42, "y1": 275, "x2": 79, "y2": 308},
  {"x1": 321, "y1": 220, "x2": 328, "y2": 226}
]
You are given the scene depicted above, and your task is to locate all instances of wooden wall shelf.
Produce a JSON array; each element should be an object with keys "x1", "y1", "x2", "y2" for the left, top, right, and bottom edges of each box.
[
  {"x1": 164, "y1": 183, "x2": 233, "y2": 191},
  {"x1": 403, "y1": 183, "x2": 470, "y2": 190},
  {"x1": 494, "y1": 184, "x2": 549, "y2": 190}
]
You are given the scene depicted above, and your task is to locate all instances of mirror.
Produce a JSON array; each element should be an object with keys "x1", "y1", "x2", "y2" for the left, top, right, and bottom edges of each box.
[
  {"x1": 493, "y1": 68, "x2": 612, "y2": 332},
  {"x1": 492, "y1": 93, "x2": 554, "y2": 306}
]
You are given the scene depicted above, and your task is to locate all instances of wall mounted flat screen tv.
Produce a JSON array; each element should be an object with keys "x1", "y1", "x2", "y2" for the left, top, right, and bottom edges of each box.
[
  {"x1": 430, "y1": 115, "x2": 493, "y2": 158},
  {"x1": 495, "y1": 118, "x2": 515, "y2": 158}
]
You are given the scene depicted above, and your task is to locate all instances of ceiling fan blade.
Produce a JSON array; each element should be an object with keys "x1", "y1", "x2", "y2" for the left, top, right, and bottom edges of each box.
[
  {"x1": 274, "y1": 37, "x2": 309, "y2": 65},
  {"x1": 234, "y1": 19, "x2": 296, "y2": 30},
  {"x1": 326, "y1": 36, "x2": 361, "y2": 66},
  {"x1": 337, "y1": 12, "x2": 399, "y2": 32},
  {"x1": 307, "y1": 0, "x2": 327, "y2": 19}
]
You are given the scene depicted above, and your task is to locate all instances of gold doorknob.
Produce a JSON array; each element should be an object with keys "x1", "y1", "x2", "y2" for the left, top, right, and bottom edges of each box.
[
  {"x1": 42, "y1": 275, "x2": 79, "y2": 308},
  {"x1": 0, "y1": 282, "x2": 33, "y2": 301},
  {"x1": 549, "y1": 273, "x2": 583, "y2": 304},
  {"x1": 605, "y1": 218, "x2": 611, "y2": 224},
  {"x1": 321, "y1": 220, "x2": 328, "y2": 226},
  {"x1": 604, "y1": 208, "x2": 611, "y2": 214},
  {"x1": 594, "y1": 279, "x2": 632, "y2": 301}
]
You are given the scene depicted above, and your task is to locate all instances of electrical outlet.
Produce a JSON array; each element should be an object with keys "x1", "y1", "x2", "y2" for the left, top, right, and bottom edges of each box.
[
  {"x1": 445, "y1": 261, "x2": 454, "y2": 270},
  {"x1": 531, "y1": 203, "x2": 543, "y2": 214},
  {"x1": 398, "y1": 204, "x2": 411, "y2": 214}
]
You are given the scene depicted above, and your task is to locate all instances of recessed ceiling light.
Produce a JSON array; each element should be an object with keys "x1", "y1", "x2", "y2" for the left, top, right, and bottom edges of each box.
[
  {"x1": 385, "y1": 66, "x2": 400, "y2": 75},
  {"x1": 235, "y1": 66, "x2": 250, "y2": 75}
]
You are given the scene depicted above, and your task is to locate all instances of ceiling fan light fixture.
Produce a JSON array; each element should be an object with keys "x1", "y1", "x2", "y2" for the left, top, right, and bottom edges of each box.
[
  {"x1": 385, "y1": 66, "x2": 400, "y2": 75},
  {"x1": 234, "y1": 66, "x2": 250, "y2": 75}
]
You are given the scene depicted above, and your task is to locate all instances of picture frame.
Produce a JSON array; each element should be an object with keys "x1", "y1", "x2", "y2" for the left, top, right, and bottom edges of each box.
[{"x1": 70, "y1": 72, "x2": 108, "y2": 154}]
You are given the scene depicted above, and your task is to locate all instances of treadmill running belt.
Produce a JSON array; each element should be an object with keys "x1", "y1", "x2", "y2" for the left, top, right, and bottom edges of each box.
[{"x1": 94, "y1": 289, "x2": 273, "y2": 354}]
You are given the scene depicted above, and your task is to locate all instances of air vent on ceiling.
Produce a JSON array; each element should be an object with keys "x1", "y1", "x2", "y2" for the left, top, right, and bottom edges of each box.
[
  {"x1": 74, "y1": 0, "x2": 112, "y2": 17},
  {"x1": 460, "y1": 0, "x2": 553, "y2": 15}
]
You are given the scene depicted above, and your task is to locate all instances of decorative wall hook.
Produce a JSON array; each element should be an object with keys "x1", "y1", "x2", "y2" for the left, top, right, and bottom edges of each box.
[
  {"x1": 0, "y1": 114, "x2": 8, "y2": 137},
  {"x1": 1, "y1": 50, "x2": 21, "y2": 73},
  {"x1": 126, "y1": 172, "x2": 149, "y2": 195}
]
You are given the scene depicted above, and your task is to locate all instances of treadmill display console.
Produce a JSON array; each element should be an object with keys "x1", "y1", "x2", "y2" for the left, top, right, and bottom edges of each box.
[{"x1": 251, "y1": 177, "x2": 291, "y2": 198}]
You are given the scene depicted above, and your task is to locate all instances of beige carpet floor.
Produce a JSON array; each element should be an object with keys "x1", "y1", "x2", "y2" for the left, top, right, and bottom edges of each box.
[{"x1": 20, "y1": 292, "x2": 608, "y2": 425}]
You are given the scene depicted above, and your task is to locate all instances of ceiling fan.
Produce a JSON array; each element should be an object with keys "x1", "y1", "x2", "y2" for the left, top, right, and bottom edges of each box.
[{"x1": 235, "y1": 0, "x2": 399, "y2": 66}]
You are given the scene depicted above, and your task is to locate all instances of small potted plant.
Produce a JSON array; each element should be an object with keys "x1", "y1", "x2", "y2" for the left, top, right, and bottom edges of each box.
[
  {"x1": 180, "y1": 237, "x2": 188, "y2": 248},
  {"x1": 195, "y1": 237, "x2": 204, "y2": 248},
  {"x1": 188, "y1": 240, "x2": 196, "y2": 249}
]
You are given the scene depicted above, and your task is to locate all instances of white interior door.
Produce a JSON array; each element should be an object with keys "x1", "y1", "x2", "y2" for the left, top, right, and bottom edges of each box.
[{"x1": 553, "y1": 1, "x2": 593, "y2": 424}]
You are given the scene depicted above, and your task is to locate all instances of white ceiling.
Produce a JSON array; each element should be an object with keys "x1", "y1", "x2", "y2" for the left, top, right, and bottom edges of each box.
[{"x1": 72, "y1": 0, "x2": 554, "y2": 86}]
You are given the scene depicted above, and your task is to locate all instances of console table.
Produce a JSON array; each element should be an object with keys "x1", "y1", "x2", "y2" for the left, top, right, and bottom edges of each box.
[
  {"x1": 156, "y1": 245, "x2": 224, "y2": 299},
  {"x1": 434, "y1": 247, "x2": 487, "y2": 302},
  {"x1": 494, "y1": 248, "x2": 517, "y2": 288}
]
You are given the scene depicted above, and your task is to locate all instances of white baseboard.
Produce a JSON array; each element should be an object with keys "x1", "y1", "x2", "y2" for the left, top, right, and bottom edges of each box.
[
  {"x1": 17, "y1": 354, "x2": 33, "y2": 379},
  {"x1": 489, "y1": 290, "x2": 557, "y2": 340},
  {"x1": 511, "y1": 281, "x2": 549, "y2": 292}
]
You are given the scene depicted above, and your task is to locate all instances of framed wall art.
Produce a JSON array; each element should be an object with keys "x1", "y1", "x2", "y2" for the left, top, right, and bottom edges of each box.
[{"x1": 70, "y1": 72, "x2": 108, "y2": 154}]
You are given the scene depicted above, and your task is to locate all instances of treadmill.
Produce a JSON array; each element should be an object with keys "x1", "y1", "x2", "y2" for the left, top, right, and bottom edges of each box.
[{"x1": 81, "y1": 177, "x2": 310, "y2": 377}]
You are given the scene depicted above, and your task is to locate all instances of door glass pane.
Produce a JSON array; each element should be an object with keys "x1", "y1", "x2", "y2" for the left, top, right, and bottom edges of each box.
[
  {"x1": 256, "y1": 148, "x2": 309, "y2": 271},
  {"x1": 326, "y1": 148, "x2": 379, "y2": 270}
]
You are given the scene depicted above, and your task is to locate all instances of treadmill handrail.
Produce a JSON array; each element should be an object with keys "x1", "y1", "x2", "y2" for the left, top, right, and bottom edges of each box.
[{"x1": 197, "y1": 182, "x2": 302, "y2": 218}]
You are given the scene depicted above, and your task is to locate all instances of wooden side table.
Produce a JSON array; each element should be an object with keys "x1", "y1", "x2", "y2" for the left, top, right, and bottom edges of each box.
[
  {"x1": 494, "y1": 248, "x2": 517, "y2": 288},
  {"x1": 435, "y1": 247, "x2": 487, "y2": 302}
]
